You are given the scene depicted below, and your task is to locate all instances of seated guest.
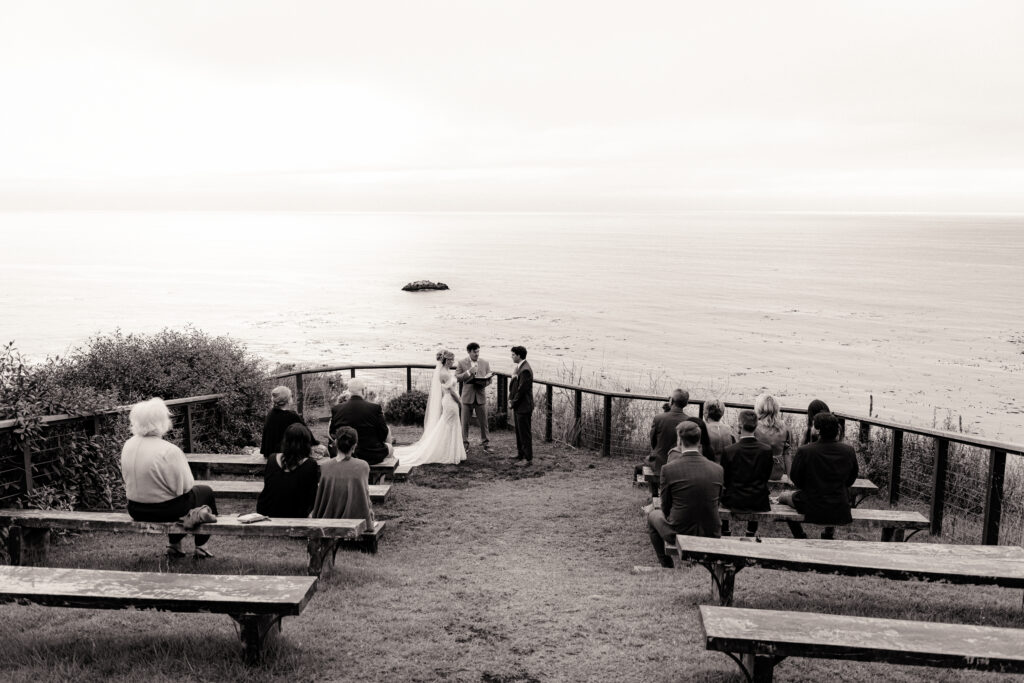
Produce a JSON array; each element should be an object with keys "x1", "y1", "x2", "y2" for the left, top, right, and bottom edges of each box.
[
  {"x1": 643, "y1": 388, "x2": 713, "y2": 496},
  {"x1": 801, "y1": 399, "x2": 843, "y2": 446},
  {"x1": 121, "y1": 397, "x2": 218, "y2": 559},
  {"x1": 260, "y1": 385, "x2": 310, "y2": 457},
  {"x1": 779, "y1": 412, "x2": 859, "y2": 539},
  {"x1": 311, "y1": 426, "x2": 375, "y2": 529},
  {"x1": 256, "y1": 423, "x2": 321, "y2": 518},
  {"x1": 720, "y1": 410, "x2": 773, "y2": 537},
  {"x1": 329, "y1": 378, "x2": 393, "y2": 466},
  {"x1": 754, "y1": 393, "x2": 793, "y2": 479},
  {"x1": 704, "y1": 399, "x2": 735, "y2": 463},
  {"x1": 645, "y1": 421, "x2": 724, "y2": 568}
]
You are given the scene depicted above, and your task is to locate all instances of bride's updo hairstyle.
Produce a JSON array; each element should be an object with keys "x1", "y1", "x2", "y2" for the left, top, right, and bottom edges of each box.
[{"x1": 435, "y1": 349, "x2": 455, "y2": 365}]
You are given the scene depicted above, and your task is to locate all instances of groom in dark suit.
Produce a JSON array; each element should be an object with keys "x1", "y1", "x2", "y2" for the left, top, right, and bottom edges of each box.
[{"x1": 509, "y1": 345, "x2": 534, "y2": 464}]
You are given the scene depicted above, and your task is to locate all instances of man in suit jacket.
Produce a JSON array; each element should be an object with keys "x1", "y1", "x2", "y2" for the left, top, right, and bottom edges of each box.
[
  {"x1": 779, "y1": 411, "x2": 859, "y2": 539},
  {"x1": 509, "y1": 345, "x2": 534, "y2": 464},
  {"x1": 455, "y1": 342, "x2": 492, "y2": 453},
  {"x1": 328, "y1": 378, "x2": 393, "y2": 467},
  {"x1": 720, "y1": 409, "x2": 774, "y2": 537},
  {"x1": 646, "y1": 421, "x2": 723, "y2": 568},
  {"x1": 645, "y1": 389, "x2": 713, "y2": 496}
]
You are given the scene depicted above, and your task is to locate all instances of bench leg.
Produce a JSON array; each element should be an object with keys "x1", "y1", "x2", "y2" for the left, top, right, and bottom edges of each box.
[
  {"x1": 307, "y1": 538, "x2": 337, "y2": 578},
  {"x1": 880, "y1": 527, "x2": 905, "y2": 542},
  {"x1": 747, "y1": 654, "x2": 782, "y2": 683},
  {"x1": 231, "y1": 613, "x2": 281, "y2": 664},
  {"x1": 707, "y1": 561, "x2": 740, "y2": 606},
  {"x1": 8, "y1": 527, "x2": 50, "y2": 566}
]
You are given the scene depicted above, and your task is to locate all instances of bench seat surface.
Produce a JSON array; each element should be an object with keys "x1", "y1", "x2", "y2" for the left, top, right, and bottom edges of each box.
[
  {"x1": 196, "y1": 480, "x2": 391, "y2": 503},
  {"x1": 641, "y1": 467, "x2": 877, "y2": 493},
  {"x1": 188, "y1": 453, "x2": 397, "y2": 472},
  {"x1": 717, "y1": 504, "x2": 928, "y2": 528},
  {"x1": 677, "y1": 536, "x2": 1024, "y2": 585},
  {"x1": 701, "y1": 605, "x2": 1024, "y2": 668},
  {"x1": 0, "y1": 510, "x2": 365, "y2": 538},
  {"x1": 0, "y1": 565, "x2": 316, "y2": 615}
]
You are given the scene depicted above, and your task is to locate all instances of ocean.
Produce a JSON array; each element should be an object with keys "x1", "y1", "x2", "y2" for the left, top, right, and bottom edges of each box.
[{"x1": 2, "y1": 210, "x2": 1022, "y2": 441}]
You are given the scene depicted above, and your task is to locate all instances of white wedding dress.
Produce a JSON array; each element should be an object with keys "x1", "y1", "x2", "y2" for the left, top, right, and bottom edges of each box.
[{"x1": 395, "y1": 364, "x2": 467, "y2": 467}]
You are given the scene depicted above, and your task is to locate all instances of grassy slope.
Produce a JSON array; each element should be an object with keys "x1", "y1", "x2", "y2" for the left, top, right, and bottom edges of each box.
[{"x1": 1, "y1": 428, "x2": 1022, "y2": 682}]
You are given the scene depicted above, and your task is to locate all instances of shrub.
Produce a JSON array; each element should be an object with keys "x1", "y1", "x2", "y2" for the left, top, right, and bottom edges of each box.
[
  {"x1": 49, "y1": 327, "x2": 268, "y2": 450},
  {"x1": 384, "y1": 390, "x2": 429, "y2": 425}
]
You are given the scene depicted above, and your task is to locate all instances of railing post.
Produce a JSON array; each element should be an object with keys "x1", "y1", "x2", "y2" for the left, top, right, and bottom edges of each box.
[
  {"x1": 888, "y1": 429, "x2": 904, "y2": 506},
  {"x1": 22, "y1": 440, "x2": 33, "y2": 495},
  {"x1": 406, "y1": 367, "x2": 413, "y2": 392},
  {"x1": 545, "y1": 384, "x2": 553, "y2": 443},
  {"x1": 696, "y1": 401, "x2": 704, "y2": 420},
  {"x1": 87, "y1": 415, "x2": 100, "y2": 438},
  {"x1": 573, "y1": 389, "x2": 582, "y2": 448},
  {"x1": 982, "y1": 448, "x2": 1007, "y2": 545},
  {"x1": 930, "y1": 438, "x2": 949, "y2": 536},
  {"x1": 350, "y1": 368, "x2": 356, "y2": 379},
  {"x1": 497, "y1": 375, "x2": 508, "y2": 417},
  {"x1": 602, "y1": 395, "x2": 612, "y2": 457},
  {"x1": 295, "y1": 373, "x2": 305, "y2": 418},
  {"x1": 858, "y1": 421, "x2": 871, "y2": 445},
  {"x1": 183, "y1": 404, "x2": 194, "y2": 454}
]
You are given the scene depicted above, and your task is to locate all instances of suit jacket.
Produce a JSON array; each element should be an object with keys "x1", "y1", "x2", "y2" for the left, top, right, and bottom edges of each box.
[
  {"x1": 509, "y1": 360, "x2": 534, "y2": 414},
  {"x1": 789, "y1": 438, "x2": 859, "y2": 525},
  {"x1": 721, "y1": 436, "x2": 773, "y2": 512},
  {"x1": 659, "y1": 450, "x2": 723, "y2": 537},
  {"x1": 648, "y1": 409, "x2": 713, "y2": 475},
  {"x1": 329, "y1": 396, "x2": 390, "y2": 466},
  {"x1": 455, "y1": 356, "x2": 491, "y2": 405}
]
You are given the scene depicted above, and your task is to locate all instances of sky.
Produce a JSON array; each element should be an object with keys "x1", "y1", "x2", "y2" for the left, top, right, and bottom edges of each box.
[{"x1": 1, "y1": 0, "x2": 1022, "y2": 212}]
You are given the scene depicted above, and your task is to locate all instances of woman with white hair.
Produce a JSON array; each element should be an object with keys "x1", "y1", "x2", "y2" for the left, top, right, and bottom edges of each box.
[
  {"x1": 260, "y1": 385, "x2": 311, "y2": 457},
  {"x1": 120, "y1": 397, "x2": 218, "y2": 559},
  {"x1": 753, "y1": 393, "x2": 793, "y2": 479}
]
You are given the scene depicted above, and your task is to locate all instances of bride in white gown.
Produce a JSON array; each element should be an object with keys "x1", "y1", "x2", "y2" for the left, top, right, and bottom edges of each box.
[{"x1": 395, "y1": 350, "x2": 467, "y2": 467}]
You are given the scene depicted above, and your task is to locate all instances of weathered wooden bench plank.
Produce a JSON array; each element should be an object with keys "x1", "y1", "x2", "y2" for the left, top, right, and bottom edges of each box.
[
  {"x1": 187, "y1": 453, "x2": 399, "y2": 484},
  {"x1": 392, "y1": 463, "x2": 414, "y2": 482},
  {"x1": 0, "y1": 565, "x2": 316, "y2": 664},
  {"x1": 641, "y1": 466, "x2": 878, "y2": 506},
  {"x1": 196, "y1": 480, "x2": 393, "y2": 504},
  {"x1": 701, "y1": 605, "x2": 1024, "y2": 681},
  {"x1": 651, "y1": 499, "x2": 928, "y2": 541},
  {"x1": 0, "y1": 510, "x2": 365, "y2": 577},
  {"x1": 676, "y1": 536, "x2": 1024, "y2": 606}
]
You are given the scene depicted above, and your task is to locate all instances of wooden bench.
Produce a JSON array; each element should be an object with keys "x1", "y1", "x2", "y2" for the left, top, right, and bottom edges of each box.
[
  {"x1": 392, "y1": 463, "x2": 414, "y2": 482},
  {"x1": 0, "y1": 565, "x2": 316, "y2": 664},
  {"x1": 641, "y1": 466, "x2": 878, "y2": 506},
  {"x1": 196, "y1": 480, "x2": 393, "y2": 504},
  {"x1": 0, "y1": 509, "x2": 366, "y2": 577},
  {"x1": 675, "y1": 536, "x2": 1024, "y2": 606},
  {"x1": 701, "y1": 605, "x2": 1024, "y2": 682},
  {"x1": 188, "y1": 453, "x2": 399, "y2": 484},
  {"x1": 650, "y1": 499, "x2": 929, "y2": 542},
  {"x1": 718, "y1": 503, "x2": 928, "y2": 542}
]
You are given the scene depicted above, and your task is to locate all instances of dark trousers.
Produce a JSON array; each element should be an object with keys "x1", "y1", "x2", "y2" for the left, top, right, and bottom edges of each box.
[
  {"x1": 646, "y1": 509, "x2": 677, "y2": 568},
  {"x1": 128, "y1": 485, "x2": 218, "y2": 546},
  {"x1": 513, "y1": 410, "x2": 533, "y2": 461},
  {"x1": 778, "y1": 491, "x2": 835, "y2": 539}
]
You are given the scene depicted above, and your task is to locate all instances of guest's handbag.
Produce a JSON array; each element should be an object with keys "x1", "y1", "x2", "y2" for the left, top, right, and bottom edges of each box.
[{"x1": 179, "y1": 505, "x2": 218, "y2": 530}]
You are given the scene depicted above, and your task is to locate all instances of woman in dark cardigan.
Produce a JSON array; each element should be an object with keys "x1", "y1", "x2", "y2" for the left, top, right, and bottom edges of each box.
[
  {"x1": 257, "y1": 423, "x2": 321, "y2": 518},
  {"x1": 260, "y1": 385, "x2": 308, "y2": 456}
]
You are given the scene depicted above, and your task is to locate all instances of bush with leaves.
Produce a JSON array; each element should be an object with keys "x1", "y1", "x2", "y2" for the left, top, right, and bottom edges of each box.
[
  {"x1": 384, "y1": 390, "x2": 429, "y2": 426},
  {"x1": 48, "y1": 327, "x2": 268, "y2": 450}
]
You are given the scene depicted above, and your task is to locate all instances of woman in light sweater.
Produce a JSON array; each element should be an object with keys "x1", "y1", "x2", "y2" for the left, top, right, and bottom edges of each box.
[
  {"x1": 311, "y1": 426, "x2": 374, "y2": 528},
  {"x1": 120, "y1": 397, "x2": 218, "y2": 559}
]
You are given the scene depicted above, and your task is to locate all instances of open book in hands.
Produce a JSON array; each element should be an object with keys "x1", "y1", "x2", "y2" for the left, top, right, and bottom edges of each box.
[{"x1": 467, "y1": 372, "x2": 494, "y2": 385}]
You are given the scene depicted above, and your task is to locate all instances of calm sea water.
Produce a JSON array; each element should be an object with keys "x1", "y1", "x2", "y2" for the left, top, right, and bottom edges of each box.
[{"x1": 2, "y1": 211, "x2": 1022, "y2": 440}]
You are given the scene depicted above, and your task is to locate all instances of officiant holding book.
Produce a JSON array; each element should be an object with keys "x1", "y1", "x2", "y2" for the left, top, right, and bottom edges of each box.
[{"x1": 455, "y1": 342, "x2": 493, "y2": 453}]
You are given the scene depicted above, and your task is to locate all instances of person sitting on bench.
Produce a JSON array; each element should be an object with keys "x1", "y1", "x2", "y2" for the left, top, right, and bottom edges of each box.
[
  {"x1": 721, "y1": 409, "x2": 773, "y2": 537},
  {"x1": 645, "y1": 421, "x2": 724, "y2": 568},
  {"x1": 779, "y1": 411, "x2": 858, "y2": 539},
  {"x1": 260, "y1": 385, "x2": 314, "y2": 457},
  {"x1": 311, "y1": 426, "x2": 375, "y2": 528},
  {"x1": 257, "y1": 423, "x2": 321, "y2": 518},
  {"x1": 121, "y1": 397, "x2": 219, "y2": 559}
]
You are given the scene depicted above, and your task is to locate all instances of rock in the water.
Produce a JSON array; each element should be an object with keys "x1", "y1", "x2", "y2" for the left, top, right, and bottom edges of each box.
[{"x1": 402, "y1": 280, "x2": 450, "y2": 292}]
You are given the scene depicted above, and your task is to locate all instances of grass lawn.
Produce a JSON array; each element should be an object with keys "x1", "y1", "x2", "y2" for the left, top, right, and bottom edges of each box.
[{"x1": 2, "y1": 427, "x2": 1023, "y2": 682}]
